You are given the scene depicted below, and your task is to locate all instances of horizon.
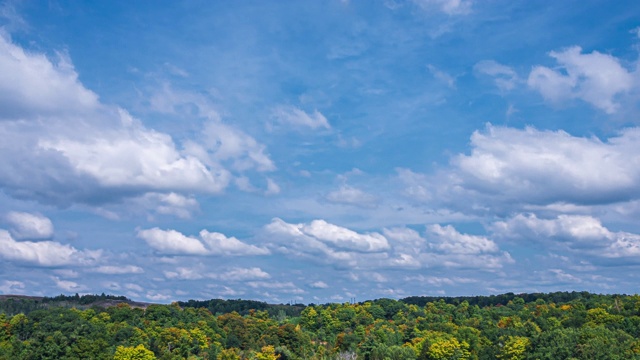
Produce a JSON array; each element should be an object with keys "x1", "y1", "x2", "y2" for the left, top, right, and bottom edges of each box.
[{"x1": 1, "y1": 1, "x2": 640, "y2": 304}]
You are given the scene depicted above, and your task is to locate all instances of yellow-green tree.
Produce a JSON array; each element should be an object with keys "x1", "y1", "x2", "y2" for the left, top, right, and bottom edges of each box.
[
  {"x1": 113, "y1": 344, "x2": 156, "y2": 360},
  {"x1": 497, "y1": 336, "x2": 530, "y2": 360}
]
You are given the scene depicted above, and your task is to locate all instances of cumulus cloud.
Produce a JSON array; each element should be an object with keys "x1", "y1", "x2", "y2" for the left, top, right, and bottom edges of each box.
[
  {"x1": 474, "y1": 60, "x2": 518, "y2": 91},
  {"x1": 445, "y1": 125, "x2": 640, "y2": 208},
  {"x1": 528, "y1": 46, "x2": 634, "y2": 113},
  {"x1": 423, "y1": 224, "x2": 511, "y2": 269},
  {"x1": 5, "y1": 211, "x2": 54, "y2": 240},
  {"x1": 492, "y1": 213, "x2": 640, "y2": 260},
  {"x1": 264, "y1": 218, "x2": 389, "y2": 267},
  {"x1": 0, "y1": 34, "x2": 98, "y2": 119},
  {"x1": 428, "y1": 224, "x2": 499, "y2": 254},
  {"x1": 0, "y1": 229, "x2": 101, "y2": 267},
  {"x1": 137, "y1": 227, "x2": 269, "y2": 256},
  {"x1": 271, "y1": 106, "x2": 330, "y2": 130},
  {"x1": 325, "y1": 185, "x2": 378, "y2": 208},
  {"x1": 0, "y1": 34, "x2": 277, "y2": 214}
]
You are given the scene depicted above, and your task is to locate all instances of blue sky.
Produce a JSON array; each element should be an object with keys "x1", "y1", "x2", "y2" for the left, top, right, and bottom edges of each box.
[{"x1": 1, "y1": 0, "x2": 640, "y2": 303}]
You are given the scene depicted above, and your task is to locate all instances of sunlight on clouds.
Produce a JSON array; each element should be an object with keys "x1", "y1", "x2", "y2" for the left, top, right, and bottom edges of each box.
[
  {"x1": 528, "y1": 46, "x2": 634, "y2": 113},
  {"x1": 0, "y1": 229, "x2": 101, "y2": 267},
  {"x1": 5, "y1": 211, "x2": 54, "y2": 240},
  {"x1": 137, "y1": 227, "x2": 269, "y2": 256}
]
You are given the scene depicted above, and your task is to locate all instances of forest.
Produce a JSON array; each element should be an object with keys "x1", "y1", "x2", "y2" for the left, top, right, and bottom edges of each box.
[{"x1": 1, "y1": 291, "x2": 640, "y2": 359}]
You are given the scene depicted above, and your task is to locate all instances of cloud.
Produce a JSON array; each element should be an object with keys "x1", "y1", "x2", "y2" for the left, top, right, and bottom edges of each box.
[
  {"x1": 271, "y1": 106, "x2": 330, "y2": 130},
  {"x1": 491, "y1": 213, "x2": 640, "y2": 260},
  {"x1": 428, "y1": 224, "x2": 498, "y2": 254},
  {"x1": 0, "y1": 229, "x2": 101, "y2": 267},
  {"x1": 0, "y1": 280, "x2": 26, "y2": 294},
  {"x1": 264, "y1": 218, "x2": 389, "y2": 267},
  {"x1": 92, "y1": 265, "x2": 144, "y2": 275},
  {"x1": 265, "y1": 178, "x2": 281, "y2": 195},
  {"x1": 188, "y1": 121, "x2": 275, "y2": 172},
  {"x1": 0, "y1": 34, "x2": 279, "y2": 214},
  {"x1": 53, "y1": 277, "x2": 86, "y2": 292},
  {"x1": 474, "y1": 60, "x2": 518, "y2": 91},
  {"x1": 137, "y1": 228, "x2": 208, "y2": 255},
  {"x1": 5, "y1": 211, "x2": 54, "y2": 240},
  {"x1": 218, "y1": 267, "x2": 271, "y2": 281},
  {"x1": 137, "y1": 227, "x2": 269, "y2": 256},
  {"x1": 309, "y1": 281, "x2": 329, "y2": 289},
  {"x1": 427, "y1": 64, "x2": 456, "y2": 88},
  {"x1": 443, "y1": 125, "x2": 640, "y2": 208},
  {"x1": 528, "y1": 46, "x2": 634, "y2": 113},
  {"x1": 164, "y1": 267, "x2": 203, "y2": 280},
  {"x1": 0, "y1": 33, "x2": 98, "y2": 119},
  {"x1": 325, "y1": 185, "x2": 378, "y2": 208},
  {"x1": 412, "y1": 0, "x2": 472, "y2": 15}
]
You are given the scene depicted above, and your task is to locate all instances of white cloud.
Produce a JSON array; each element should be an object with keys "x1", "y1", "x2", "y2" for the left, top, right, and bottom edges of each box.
[
  {"x1": 199, "y1": 230, "x2": 270, "y2": 256},
  {"x1": 137, "y1": 227, "x2": 269, "y2": 256},
  {"x1": 137, "y1": 228, "x2": 208, "y2": 255},
  {"x1": 302, "y1": 219, "x2": 390, "y2": 252},
  {"x1": 492, "y1": 213, "x2": 640, "y2": 260},
  {"x1": 219, "y1": 267, "x2": 270, "y2": 281},
  {"x1": 325, "y1": 185, "x2": 378, "y2": 208},
  {"x1": 0, "y1": 33, "x2": 98, "y2": 119},
  {"x1": 0, "y1": 229, "x2": 101, "y2": 267},
  {"x1": 0, "y1": 280, "x2": 26, "y2": 294},
  {"x1": 271, "y1": 106, "x2": 330, "y2": 130},
  {"x1": 310, "y1": 281, "x2": 329, "y2": 289},
  {"x1": 164, "y1": 267, "x2": 203, "y2": 280},
  {"x1": 428, "y1": 224, "x2": 499, "y2": 254},
  {"x1": 92, "y1": 265, "x2": 144, "y2": 275},
  {"x1": 474, "y1": 60, "x2": 518, "y2": 91},
  {"x1": 0, "y1": 34, "x2": 279, "y2": 214},
  {"x1": 448, "y1": 125, "x2": 640, "y2": 207},
  {"x1": 264, "y1": 218, "x2": 388, "y2": 267},
  {"x1": 5, "y1": 211, "x2": 54, "y2": 240},
  {"x1": 528, "y1": 46, "x2": 634, "y2": 113},
  {"x1": 191, "y1": 121, "x2": 275, "y2": 172},
  {"x1": 52, "y1": 277, "x2": 86, "y2": 292}
]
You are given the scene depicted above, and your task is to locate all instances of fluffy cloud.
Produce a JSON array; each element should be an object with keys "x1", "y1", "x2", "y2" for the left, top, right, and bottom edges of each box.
[
  {"x1": 528, "y1": 46, "x2": 634, "y2": 113},
  {"x1": 0, "y1": 34, "x2": 276, "y2": 213},
  {"x1": 268, "y1": 218, "x2": 389, "y2": 253},
  {"x1": 5, "y1": 211, "x2": 54, "y2": 240},
  {"x1": 446, "y1": 125, "x2": 640, "y2": 208},
  {"x1": 137, "y1": 227, "x2": 269, "y2": 256},
  {"x1": 492, "y1": 213, "x2": 640, "y2": 260},
  {"x1": 270, "y1": 106, "x2": 330, "y2": 130},
  {"x1": 0, "y1": 34, "x2": 97, "y2": 119},
  {"x1": 428, "y1": 224, "x2": 498, "y2": 254},
  {"x1": 0, "y1": 230, "x2": 101, "y2": 267}
]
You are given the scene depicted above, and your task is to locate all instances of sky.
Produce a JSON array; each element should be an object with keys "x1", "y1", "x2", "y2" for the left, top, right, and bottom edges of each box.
[{"x1": 1, "y1": 0, "x2": 640, "y2": 304}]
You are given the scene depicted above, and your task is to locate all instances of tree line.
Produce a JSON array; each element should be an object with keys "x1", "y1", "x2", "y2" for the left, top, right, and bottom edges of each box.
[{"x1": 1, "y1": 291, "x2": 639, "y2": 359}]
